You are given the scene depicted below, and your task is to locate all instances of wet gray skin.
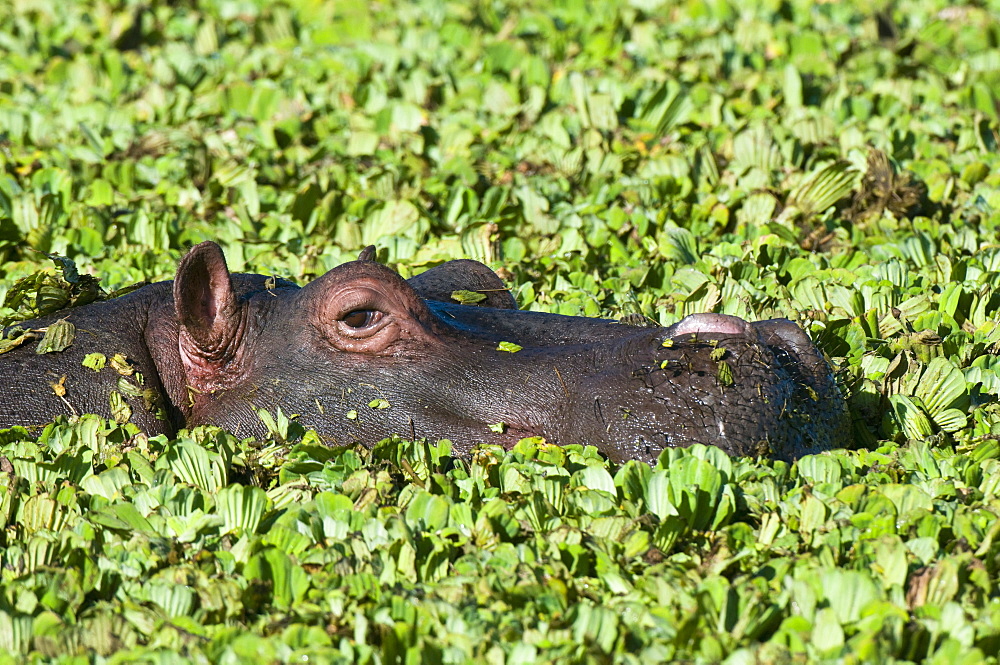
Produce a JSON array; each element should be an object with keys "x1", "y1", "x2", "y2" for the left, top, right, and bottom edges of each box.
[{"x1": 0, "y1": 242, "x2": 852, "y2": 463}]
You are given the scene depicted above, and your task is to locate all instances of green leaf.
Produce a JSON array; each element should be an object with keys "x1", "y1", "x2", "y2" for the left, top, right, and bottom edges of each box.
[
  {"x1": 35, "y1": 320, "x2": 75, "y2": 354},
  {"x1": 142, "y1": 581, "x2": 195, "y2": 618},
  {"x1": 108, "y1": 391, "x2": 132, "y2": 424},
  {"x1": 217, "y1": 484, "x2": 269, "y2": 536},
  {"x1": 81, "y1": 352, "x2": 107, "y2": 371},
  {"x1": 799, "y1": 494, "x2": 830, "y2": 541},
  {"x1": 450, "y1": 289, "x2": 487, "y2": 304},
  {"x1": 162, "y1": 440, "x2": 227, "y2": 492},
  {"x1": 571, "y1": 603, "x2": 620, "y2": 654},
  {"x1": 880, "y1": 484, "x2": 933, "y2": 516},
  {"x1": 657, "y1": 226, "x2": 699, "y2": 264},
  {"x1": 933, "y1": 408, "x2": 967, "y2": 433},
  {"x1": 810, "y1": 608, "x2": 844, "y2": 652},
  {"x1": 244, "y1": 547, "x2": 309, "y2": 610},
  {"x1": 797, "y1": 455, "x2": 842, "y2": 486},
  {"x1": 0, "y1": 611, "x2": 32, "y2": 655},
  {"x1": 91, "y1": 502, "x2": 153, "y2": 533},
  {"x1": 575, "y1": 466, "x2": 616, "y2": 497},
  {"x1": 731, "y1": 125, "x2": 782, "y2": 175},
  {"x1": 405, "y1": 491, "x2": 450, "y2": 532},
  {"x1": 80, "y1": 468, "x2": 130, "y2": 500},
  {"x1": 0, "y1": 327, "x2": 34, "y2": 355},
  {"x1": 640, "y1": 80, "x2": 692, "y2": 139},
  {"x1": 644, "y1": 470, "x2": 679, "y2": 521},
  {"x1": 916, "y1": 357, "x2": 969, "y2": 416},
  {"x1": 785, "y1": 160, "x2": 859, "y2": 217},
  {"x1": 890, "y1": 394, "x2": 935, "y2": 439},
  {"x1": 615, "y1": 461, "x2": 651, "y2": 504},
  {"x1": 666, "y1": 456, "x2": 724, "y2": 531}
]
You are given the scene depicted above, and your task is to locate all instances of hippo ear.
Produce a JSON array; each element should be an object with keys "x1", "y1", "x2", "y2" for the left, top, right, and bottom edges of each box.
[
  {"x1": 357, "y1": 245, "x2": 377, "y2": 262},
  {"x1": 174, "y1": 242, "x2": 242, "y2": 388}
]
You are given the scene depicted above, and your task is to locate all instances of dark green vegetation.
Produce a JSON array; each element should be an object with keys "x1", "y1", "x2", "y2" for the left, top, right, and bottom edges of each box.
[{"x1": 2, "y1": 0, "x2": 1000, "y2": 662}]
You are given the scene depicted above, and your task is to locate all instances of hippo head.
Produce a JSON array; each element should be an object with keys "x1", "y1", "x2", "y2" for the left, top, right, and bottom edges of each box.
[{"x1": 159, "y1": 242, "x2": 849, "y2": 464}]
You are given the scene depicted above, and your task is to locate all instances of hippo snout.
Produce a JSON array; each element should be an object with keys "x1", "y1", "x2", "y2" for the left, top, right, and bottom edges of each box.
[{"x1": 547, "y1": 312, "x2": 850, "y2": 464}]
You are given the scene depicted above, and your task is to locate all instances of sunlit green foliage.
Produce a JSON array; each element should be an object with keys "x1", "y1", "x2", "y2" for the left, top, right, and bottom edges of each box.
[
  {"x1": 1, "y1": 419, "x2": 999, "y2": 663},
  {"x1": 3, "y1": 0, "x2": 1000, "y2": 661}
]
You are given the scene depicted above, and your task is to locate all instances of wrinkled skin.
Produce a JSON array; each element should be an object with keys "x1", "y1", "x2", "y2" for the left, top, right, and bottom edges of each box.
[{"x1": 0, "y1": 242, "x2": 852, "y2": 463}]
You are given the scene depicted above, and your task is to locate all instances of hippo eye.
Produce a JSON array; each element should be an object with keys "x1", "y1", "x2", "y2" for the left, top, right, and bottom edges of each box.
[{"x1": 342, "y1": 309, "x2": 380, "y2": 329}]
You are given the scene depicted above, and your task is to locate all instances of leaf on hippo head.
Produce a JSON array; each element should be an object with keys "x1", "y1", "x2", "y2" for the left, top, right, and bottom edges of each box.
[
  {"x1": 42, "y1": 252, "x2": 81, "y2": 284},
  {"x1": 450, "y1": 289, "x2": 487, "y2": 305},
  {"x1": 0, "y1": 326, "x2": 34, "y2": 355},
  {"x1": 35, "y1": 319, "x2": 75, "y2": 354},
  {"x1": 497, "y1": 341, "x2": 523, "y2": 353},
  {"x1": 0, "y1": 253, "x2": 105, "y2": 327},
  {"x1": 257, "y1": 407, "x2": 306, "y2": 443}
]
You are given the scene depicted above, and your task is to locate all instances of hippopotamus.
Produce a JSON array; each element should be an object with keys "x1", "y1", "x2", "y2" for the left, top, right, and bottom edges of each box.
[{"x1": 0, "y1": 242, "x2": 851, "y2": 463}]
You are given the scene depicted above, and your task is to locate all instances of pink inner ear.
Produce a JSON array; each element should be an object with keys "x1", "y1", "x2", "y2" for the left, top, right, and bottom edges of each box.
[
  {"x1": 174, "y1": 241, "x2": 237, "y2": 351},
  {"x1": 202, "y1": 292, "x2": 218, "y2": 322}
]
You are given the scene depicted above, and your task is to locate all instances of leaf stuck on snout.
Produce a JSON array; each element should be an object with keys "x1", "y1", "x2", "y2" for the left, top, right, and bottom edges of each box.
[
  {"x1": 109, "y1": 391, "x2": 132, "y2": 424},
  {"x1": 82, "y1": 352, "x2": 107, "y2": 372},
  {"x1": 497, "y1": 341, "x2": 522, "y2": 353},
  {"x1": 50, "y1": 375, "x2": 67, "y2": 397},
  {"x1": 117, "y1": 376, "x2": 145, "y2": 398},
  {"x1": 717, "y1": 360, "x2": 734, "y2": 386},
  {"x1": 110, "y1": 353, "x2": 134, "y2": 376}
]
